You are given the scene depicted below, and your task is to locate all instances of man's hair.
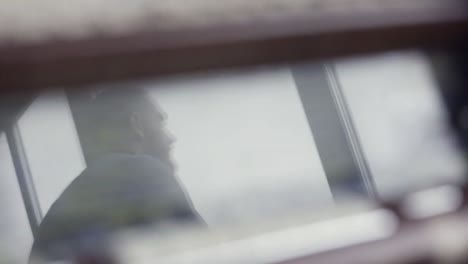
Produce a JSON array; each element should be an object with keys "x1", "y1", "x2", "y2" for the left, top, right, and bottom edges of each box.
[{"x1": 67, "y1": 85, "x2": 164, "y2": 162}]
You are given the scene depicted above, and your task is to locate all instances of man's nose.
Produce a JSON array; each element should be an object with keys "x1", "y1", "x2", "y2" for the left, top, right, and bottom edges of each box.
[{"x1": 163, "y1": 128, "x2": 176, "y2": 147}]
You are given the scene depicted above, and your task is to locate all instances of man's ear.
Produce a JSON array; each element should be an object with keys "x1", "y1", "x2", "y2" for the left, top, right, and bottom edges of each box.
[{"x1": 130, "y1": 112, "x2": 145, "y2": 139}]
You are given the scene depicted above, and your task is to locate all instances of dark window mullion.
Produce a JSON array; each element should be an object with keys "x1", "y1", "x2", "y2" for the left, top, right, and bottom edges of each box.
[
  {"x1": 291, "y1": 63, "x2": 376, "y2": 199},
  {"x1": 6, "y1": 124, "x2": 42, "y2": 236},
  {"x1": 324, "y1": 63, "x2": 376, "y2": 198}
]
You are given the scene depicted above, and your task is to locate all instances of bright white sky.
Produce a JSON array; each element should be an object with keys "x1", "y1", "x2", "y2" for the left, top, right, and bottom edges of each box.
[
  {"x1": 335, "y1": 51, "x2": 465, "y2": 198},
  {"x1": 148, "y1": 67, "x2": 334, "y2": 225}
]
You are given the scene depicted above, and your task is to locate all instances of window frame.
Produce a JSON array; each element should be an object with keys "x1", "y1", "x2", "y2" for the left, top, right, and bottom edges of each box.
[
  {"x1": 2, "y1": 63, "x2": 377, "y2": 237},
  {"x1": 1, "y1": 94, "x2": 42, "y2": 236}
]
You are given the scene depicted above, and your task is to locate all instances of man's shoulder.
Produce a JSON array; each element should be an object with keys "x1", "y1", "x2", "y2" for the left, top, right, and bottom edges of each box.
[
  {"x1": 46, "y1": 154, "x2": 172, "y2": 218},
  {"x1": 87, "y1": 153, "x2": 172, "y2": 178}
]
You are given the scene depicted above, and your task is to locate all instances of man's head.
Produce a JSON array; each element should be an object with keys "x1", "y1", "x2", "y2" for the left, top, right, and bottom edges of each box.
[{"x1": 68, "y1": 85, "x2": 174, "y2": 169}]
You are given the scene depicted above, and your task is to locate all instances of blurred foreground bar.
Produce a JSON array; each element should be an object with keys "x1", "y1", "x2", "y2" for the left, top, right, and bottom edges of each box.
[
  {"x1": 0, "y1": 0, "x2": 467, "y2": 90},
  {"x1": 112, "y1": 185, "x2": 468, "y2": 264}
]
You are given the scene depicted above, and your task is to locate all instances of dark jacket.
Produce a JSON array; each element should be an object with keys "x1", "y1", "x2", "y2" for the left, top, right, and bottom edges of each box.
[{"x1": 31, "y1": 154, "x2": 200, "y2": 261}]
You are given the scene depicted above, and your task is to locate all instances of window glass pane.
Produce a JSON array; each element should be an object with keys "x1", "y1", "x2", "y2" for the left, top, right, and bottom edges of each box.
[
  {"x1": 14, "y1": 65, "x2": 342, "y2": 261},
  {"x1": 148, "y1": 67, "x2": 334, "y2": 225},
  {"x1": 4, "y1": 48, "x2": 467, "y2": 264},
  {"x1": 17, "y1": 89, "x2": 86, "y2": 215},
  {"x1": 335, "y1": 51, "x2": 466, "y2": 198},
  {"x1": 13, "y1": 52, "x2": 468, "y2": 263},
  {"x1": 0, "y1": 133, "x2": 34, "y2": 264}
]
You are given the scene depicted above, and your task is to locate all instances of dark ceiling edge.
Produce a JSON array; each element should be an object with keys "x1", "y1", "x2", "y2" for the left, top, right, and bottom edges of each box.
[{"x1": 0, "y1": 4, "x2": 467, "y2": 92}]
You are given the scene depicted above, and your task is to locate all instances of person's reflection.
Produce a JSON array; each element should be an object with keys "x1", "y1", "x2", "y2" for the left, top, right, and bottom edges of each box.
[{"x1": 30, "y1": 87, "x2": 202, "y2": 262}]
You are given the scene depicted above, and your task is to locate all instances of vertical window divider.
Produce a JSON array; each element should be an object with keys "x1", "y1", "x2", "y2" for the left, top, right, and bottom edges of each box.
[
  {"x1": 291, "y1": 63, "x2": 377, "y2": 199},
  {"x1": 324, "y1": 63, "x2": 377, "y2": 199},
  {"x1": 6, "y1": 124, "x2": 42, "y2": 237}
]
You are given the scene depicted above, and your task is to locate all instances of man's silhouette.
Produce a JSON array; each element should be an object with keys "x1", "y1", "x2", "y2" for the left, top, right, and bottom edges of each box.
[{"x1": 30, "y1": 86, "x2": 201, "y2": 262}]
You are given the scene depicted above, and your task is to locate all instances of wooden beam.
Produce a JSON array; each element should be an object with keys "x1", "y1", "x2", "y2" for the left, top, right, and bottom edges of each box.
[{"x1": 0, "y1": 1, "x2": 467, "y2": 91}]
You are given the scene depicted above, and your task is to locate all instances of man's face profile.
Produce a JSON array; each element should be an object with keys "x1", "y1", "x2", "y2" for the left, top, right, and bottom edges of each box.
[
  {"x1": 69, "y1": 87, "x2": 176, "y2": 169},
  {"x1": 133, "y1": 102, "x2": 175, "y2": 170}
]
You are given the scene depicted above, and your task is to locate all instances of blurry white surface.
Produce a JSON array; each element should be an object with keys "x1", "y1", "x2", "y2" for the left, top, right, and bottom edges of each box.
[
  {"x1": 18, "y1": 90, "x2": 86, "y2": 215},
  {"x1": 402, "y1": 185, "x2": 463, "y2": 220},
  {"x1": 150, "y1": 67, "x2": 334, "y2": 226},
  {"x1": 335, "y1": 51, "x2": 466, "y2": 198},
  {"x1": 117, "y1": 209, "x2": 397, "y2": 264},
  {"x1": 0, "y1": 133, "x2": 33, "y2": 264}
]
